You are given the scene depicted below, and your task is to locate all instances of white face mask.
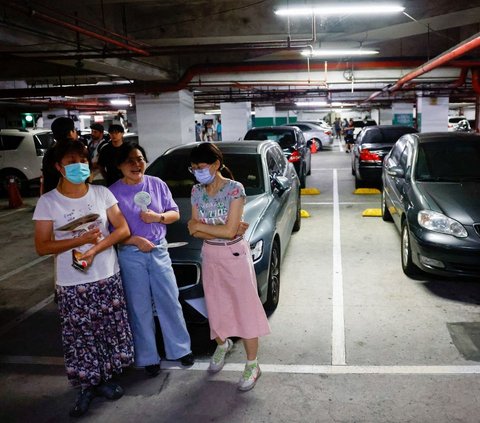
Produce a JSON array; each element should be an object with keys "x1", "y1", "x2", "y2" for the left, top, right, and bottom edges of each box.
[{"x1": 193, "y1": 167, "x2": 215, "y2": 185}]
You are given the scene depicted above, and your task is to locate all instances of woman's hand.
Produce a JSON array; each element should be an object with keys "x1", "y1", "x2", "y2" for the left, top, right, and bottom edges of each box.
[
  {"x1": 235, "y1": 221, "x2": 249, "y2": 237},
  {"x1": 132, "y1": 235, "x2": 156, "y2": 252},
  {"x1": 140, "y1": 209, "x2": 160, "y2": 224},
  {"x1": 79, "y1": 227, "x2": 102, "y2": 245}
]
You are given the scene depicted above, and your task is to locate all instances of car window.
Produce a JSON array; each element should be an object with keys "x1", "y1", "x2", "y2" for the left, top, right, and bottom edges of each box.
[
  {"x1": 0, "y1": 135, "x2": 24, "y2": 150},
  {"x1": 147, "y1": 152, "x2": 265, "y2": 197},
  {"x1": 415, "y1": 140, "x2": 480, "y2": 180},
  {"x1": 293, "y1": 124, "x2": 310, "y2": 131},
  {"x1": 399, "y1": 145, "x2": 409, "y2": 171},
  {"x1": 34, "y1": 132, "x2": 55, "y2": 150},
  {"x1": 389, "y1": 139, "x2": 406, "y2": 164},
  {"x1": 244, "y1": 129, "x2": 293, "y2": 143},
  {"x1": 266, "y1": 149, "x2": 282, "y2": 177},
  {"x1": 269, "y1": 146, "x2": 287, "y2": 174}
]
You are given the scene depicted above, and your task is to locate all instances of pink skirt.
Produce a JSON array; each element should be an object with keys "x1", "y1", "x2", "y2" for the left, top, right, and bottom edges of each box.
[{"x1": 201, "y1": 237, "x2": 271, "y2": 341}]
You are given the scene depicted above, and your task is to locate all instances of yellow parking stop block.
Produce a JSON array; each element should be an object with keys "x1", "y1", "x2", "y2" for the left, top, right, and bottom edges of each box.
[
  {"x1": 300, "y1": 209, "x2": 310, "y2": 218},
  {"x1": 362, "y1": 208, "x2": 382, "y2": 217},
  {"x1": 354, "y1": 188, "x2": 381, "y2": 195},
  {"x1": 301, "y1": 188, "x2": 320, "y2": 195}
]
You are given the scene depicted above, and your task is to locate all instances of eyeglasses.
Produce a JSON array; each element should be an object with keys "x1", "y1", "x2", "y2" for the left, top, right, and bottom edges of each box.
[{"x1": 188, "y1": 164, "x2": 210, "y2": 174}]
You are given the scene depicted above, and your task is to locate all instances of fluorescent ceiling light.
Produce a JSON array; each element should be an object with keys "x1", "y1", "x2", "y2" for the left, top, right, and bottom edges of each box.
[
  {"x1": 275, "y1": 4, "x2": 405, "y2": 16},
  {"x1": 296, "y1": 101, "x2": 328, "y2": 107},
  {"x1": 110, "y1": 99, "x2": 131, "y2": 106},
  {"x1": 301, "y1": 49, "x2": 379, "y2": 57}
]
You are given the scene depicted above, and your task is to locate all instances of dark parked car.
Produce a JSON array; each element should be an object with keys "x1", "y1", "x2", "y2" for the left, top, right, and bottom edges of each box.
[
  {"x1": 352, "y1": 125, "x2": 418, "y2": 188},
  {"x1": 243, "y1": 126, "x2": 311, "y2": 188},
  {"x1": 146, "y1": 140, "x2": 301, "y2": 320},
  {"x1": 381, "y1": 132, "x2": 480, "y2": 278}
]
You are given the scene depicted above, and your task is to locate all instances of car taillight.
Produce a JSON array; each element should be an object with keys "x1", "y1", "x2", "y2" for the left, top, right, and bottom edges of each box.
[
  {"x1": 359, "y1": 149, "x2": 381, "y2": 163},
  {"x1": 324, "y1": 131, "x2": 332, "y2": 136},
  {"x1": 288, "y1": 150, "x2": 301, "y2": 163}
]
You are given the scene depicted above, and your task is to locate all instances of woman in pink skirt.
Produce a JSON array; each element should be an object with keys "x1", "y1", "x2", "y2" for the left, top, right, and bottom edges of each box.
[{"x1": 187, "y1": 142, "x2": 270, "y2": 391}]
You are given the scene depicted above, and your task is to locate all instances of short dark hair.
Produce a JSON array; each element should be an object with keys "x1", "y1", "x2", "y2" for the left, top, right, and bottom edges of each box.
[
  {"x1": 108, "y1": 124, "x2": 125, "y2": 133},
  {"x1": 51, "y1": 117, "x2": 75, "y2": 140},
  {"x1": 90, "y1": 123, "x2": 104, "y2": 132},
  {"x1": 115, "y1": 142, "x2": 148, "y2": 166}
]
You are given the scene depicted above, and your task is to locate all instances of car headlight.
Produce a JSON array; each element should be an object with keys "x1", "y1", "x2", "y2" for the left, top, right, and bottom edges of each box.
[
  {"x1": 417, "y1": 210, "x2": 468, "y2": 238},
  {"x1": 250, "y1": 239, "x2": 264, "y2": 263}
]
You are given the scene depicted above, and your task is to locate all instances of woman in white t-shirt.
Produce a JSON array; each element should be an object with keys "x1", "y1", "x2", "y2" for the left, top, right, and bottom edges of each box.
[{"x1": 33, "y1": 139, "x2": 134, "y2": 418}]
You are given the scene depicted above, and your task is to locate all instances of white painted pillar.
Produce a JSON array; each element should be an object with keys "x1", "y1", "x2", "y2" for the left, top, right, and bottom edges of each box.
[
  {"x1": 254, "y1": 106, "x2": 276, "y2": 127},
  {"x1": 136, "y1": 90, "x2": 195, "y2": 162},
  {"x1": 417, "y1": 95, "x2": 449, "y2": 132},
  {"x1": 379, "y1": 108, "x2": 393, "y2": 125},
  {"x1": 221, "y1": 102, "x2": 252, "y2": 141},
  {"x1": 392, "y1": 103, "x2": 414, "y2": 126}
]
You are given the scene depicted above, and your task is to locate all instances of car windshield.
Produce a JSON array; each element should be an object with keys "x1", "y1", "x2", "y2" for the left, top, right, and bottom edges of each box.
[
  {"x1": 415, "y1": 140, "x2": 480, "y2": 181},
  {"x1": 147, "y1": 152, "x2": 265, "y2": 197}
]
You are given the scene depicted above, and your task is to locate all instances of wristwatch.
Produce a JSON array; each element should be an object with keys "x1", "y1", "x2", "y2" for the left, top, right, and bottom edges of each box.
[{"x1": 159, "y1": 214, "x2": 165, "y2": 223}]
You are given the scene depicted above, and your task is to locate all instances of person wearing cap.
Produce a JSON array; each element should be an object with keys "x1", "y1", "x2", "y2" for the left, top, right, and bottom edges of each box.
[
  {"x1": 41, "y1": 117, "x2": 79, "y2": 194},
  {"x1": 97, "y1": 124, "x2": 126, "y2": 186}
]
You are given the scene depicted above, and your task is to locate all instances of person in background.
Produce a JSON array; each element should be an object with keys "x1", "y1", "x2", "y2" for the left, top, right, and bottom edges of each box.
[
  {"x1": 344, "y1": 118, "x2": 355, "y2": 153},
  {"x1": 334, "y1": 118, "x2": 342, "y2": 140},
  {"x1": 88, "y1": 123, "x2": 108, "y2": 180},
  {"x1": 187, "y1": 142, "x2": 270, "y2": 392},
  {"x1": 33, "y1": 139, "x2": 134, "y2": 417},
  {"x1": 109, "y1": 142, "x2": 194, "y2": 377},
  {"x1": 216, "y1": 118, "x2": 222, "y2": 141},
  {"x1": 195, "y1": 120, "x2": 202, "y2": 141},
  {"x1": 41, "y1": 117, "x2": 78, "y2": 194},
  {"x1": 97, "y1": 124, "x2": 125, "y2": 186}
]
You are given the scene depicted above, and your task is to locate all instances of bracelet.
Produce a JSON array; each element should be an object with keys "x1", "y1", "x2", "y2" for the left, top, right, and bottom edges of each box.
[{"x1": 159, "y1": 213, "x2": 165, "y2": 223}]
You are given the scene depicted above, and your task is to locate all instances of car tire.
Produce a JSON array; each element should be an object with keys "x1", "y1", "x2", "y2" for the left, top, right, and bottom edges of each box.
[
  {"x1": 401, "y1": 222, "x2": 420, "y2": 277},
  {"x1": 299, "y1": 165, "x2": 306, "y2": 188},
  {"x1": 354, "y1": 175, "x2": 364, "y2": 189},
  {"x1": 292, "y1": 193, "x2": 301, "y2": 232},
  {"x1": 264, "y1": 239, "x2": 280, "y2": 312},
  {"x1": 381, "y1": 189, "x2": 393, "y2": 222}
]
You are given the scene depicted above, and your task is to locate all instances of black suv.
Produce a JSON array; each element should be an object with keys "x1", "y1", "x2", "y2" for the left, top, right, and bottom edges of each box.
[
  {"x1": 244, "y1": 126, "x2": 311, "y2": 187},
  {"x1": 351, "y1": 125, "x2": 417, "y2": 188}
]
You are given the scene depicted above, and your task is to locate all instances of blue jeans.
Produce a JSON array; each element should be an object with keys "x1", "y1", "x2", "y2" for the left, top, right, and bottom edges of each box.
[{"x1": 118, "y1": 239, "x2": 191, "y2": 366}]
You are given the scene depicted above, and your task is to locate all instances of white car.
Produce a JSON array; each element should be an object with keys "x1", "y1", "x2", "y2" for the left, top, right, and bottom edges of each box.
[
  {"x1": 285, "y1": 122, "x2": 333, "y2": 150},
  {"x1": 448, "y1": 116, "x2": 469, "y2": 131},
  {"x1": 0, "y1": 128, "x2": 54, "y2": 193}
]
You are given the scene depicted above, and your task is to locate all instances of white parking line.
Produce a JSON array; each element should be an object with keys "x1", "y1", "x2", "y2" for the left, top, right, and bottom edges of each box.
[
  {"x1": 2, "y1": 355, "x2": 480, "y2": 376},
  {"x1": 0, "y1": 255, "x2": 51, "y2": 284},
  {"x1": 0, "y1": 294, "x2": 54, "y2": 337},
  {"x1": 332, "y1": 169, "x2": 346, "y2": 365}
]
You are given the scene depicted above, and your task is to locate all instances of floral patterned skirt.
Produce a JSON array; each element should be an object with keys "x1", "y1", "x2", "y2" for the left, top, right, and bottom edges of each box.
[{"x1": 56, "y1": 272, "x2": 134, "y2": 388}]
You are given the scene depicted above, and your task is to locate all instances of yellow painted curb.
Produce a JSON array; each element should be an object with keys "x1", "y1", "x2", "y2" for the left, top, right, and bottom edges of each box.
[
  {"x1": 300, "y1": 209, "x2": 310, "y2": 218},
  {"x1": 301, "y1": 188, "x2": 320, "y2": 195},
  {"x1": 354, "y1": 188, "x2": 381, "y2": 195},
  {"x1": 362, "y1": 208, "x2": 382, "y2": 217}
]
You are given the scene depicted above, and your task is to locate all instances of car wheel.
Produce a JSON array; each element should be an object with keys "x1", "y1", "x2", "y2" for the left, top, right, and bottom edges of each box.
[
  {"x1": 292, "y1": 193, "x2": 301, "y2": 232},
  {"x1": 299, "y1": 165, "x2": 306, "y2": 188},
  {"x1": 354, "y1": 175, "x2": 364, "y2": 189},
  {"x1": 264, "y1": 239, "x2": 280, "y2": 312},
  {"x1": 401, "y1": 222, "x2": 419, "y2": 277},
  {"x1": 381, "y1": 189, "x2": 393, "y2": 222},
  {"x1": 1, "y1": 170, "x2": 28, "y2": 195}
]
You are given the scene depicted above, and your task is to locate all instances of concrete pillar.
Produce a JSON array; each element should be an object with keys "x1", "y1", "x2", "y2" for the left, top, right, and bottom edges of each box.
[
  {"x1": 221, "y1": 102, "x2": 251, "y2": 141},
  {"x1": 417, "y1": 95, "x2": 449, "y2": 132},
  {"x1": 379, "y1": 108, "x2": 393, "y2": 125},
  {"x1": 392, "y1": 103, "x2": 414, "y2": 126},
  {"x1": 254, "y1": 106, "x2": 276, "y2": 127},
  {"x1": 136, "y1": 90, "x2": 195, "y2": 161}
]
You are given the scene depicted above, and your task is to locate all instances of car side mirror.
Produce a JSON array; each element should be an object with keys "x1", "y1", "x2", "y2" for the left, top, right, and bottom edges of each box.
[
  {"x1": 272, "y1": 175, "x2": 291, "y2": 193},
  {"x1": 387, "y1": 166, "x2": 405, "y2": 178}
]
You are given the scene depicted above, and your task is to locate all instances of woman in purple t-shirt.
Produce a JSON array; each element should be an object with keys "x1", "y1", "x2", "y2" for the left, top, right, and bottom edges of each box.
[{"x1": 109, "y1": 143, "x2": 193, "y2": 377}]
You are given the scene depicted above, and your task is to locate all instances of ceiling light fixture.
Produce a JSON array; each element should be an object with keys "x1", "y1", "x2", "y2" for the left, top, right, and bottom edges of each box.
[
  {"x1": 295, "y1": 101, "x2": 328, "y2": 107},
  {"x1": 110, "y1": 99, "x2": 131, "y2": 106},
  {"x1": 275, "y1": 4, "x2": 405, "y2": 16},
  {"x1": 301, "y1": 49, "x2": 379, "y2": 57}
]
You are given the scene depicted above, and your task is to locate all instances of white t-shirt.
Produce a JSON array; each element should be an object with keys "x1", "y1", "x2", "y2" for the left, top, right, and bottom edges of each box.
[{"x1": 33, "y1": 185, "x2": 120, "y2": 286}]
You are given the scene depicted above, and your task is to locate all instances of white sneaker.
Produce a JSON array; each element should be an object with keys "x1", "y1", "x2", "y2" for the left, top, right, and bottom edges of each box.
[
  {"x1": 237, "y1": 362, "x2": 261, "y2": 391},
  {"x1": 208, "y1": 339, "x2": 233, "y2": 373}
]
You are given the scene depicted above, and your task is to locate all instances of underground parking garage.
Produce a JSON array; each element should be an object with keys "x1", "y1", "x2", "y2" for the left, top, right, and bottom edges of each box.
[{"x1": 1, "y1": 1, "x2": 480, "y2": 422}]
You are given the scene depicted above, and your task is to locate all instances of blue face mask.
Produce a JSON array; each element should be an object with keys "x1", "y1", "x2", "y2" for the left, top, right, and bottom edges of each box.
[
  {"x1": 64, "y1": 163, "x2": 90, "y2": 184},
  {"x1": 193, "y1": 167, "x2": 215, "y2": 185}
]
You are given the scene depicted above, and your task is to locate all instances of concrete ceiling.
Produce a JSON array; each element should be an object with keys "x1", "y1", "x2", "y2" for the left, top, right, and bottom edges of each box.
[{"x1": 0, "y1": 0, "x2": 479, "y2": 113}]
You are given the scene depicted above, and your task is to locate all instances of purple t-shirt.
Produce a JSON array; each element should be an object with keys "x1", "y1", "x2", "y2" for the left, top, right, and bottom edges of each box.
[{"x1": 109, "y1": 174, "x2": 179, "y2": 242}]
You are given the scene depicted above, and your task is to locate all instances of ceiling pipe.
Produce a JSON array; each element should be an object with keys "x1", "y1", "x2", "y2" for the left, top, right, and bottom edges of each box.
[
  {"x1": 0, "y1": 59, "x2": 479, "y2": 99},
  {"x1": 1, "y1": 2, "x2": 150, "y2": 56}
]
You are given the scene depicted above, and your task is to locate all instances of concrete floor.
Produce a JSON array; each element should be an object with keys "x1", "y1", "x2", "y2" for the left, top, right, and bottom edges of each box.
[{"x1": 1, "y1": 142, "x2": 480, "y2": 422}]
